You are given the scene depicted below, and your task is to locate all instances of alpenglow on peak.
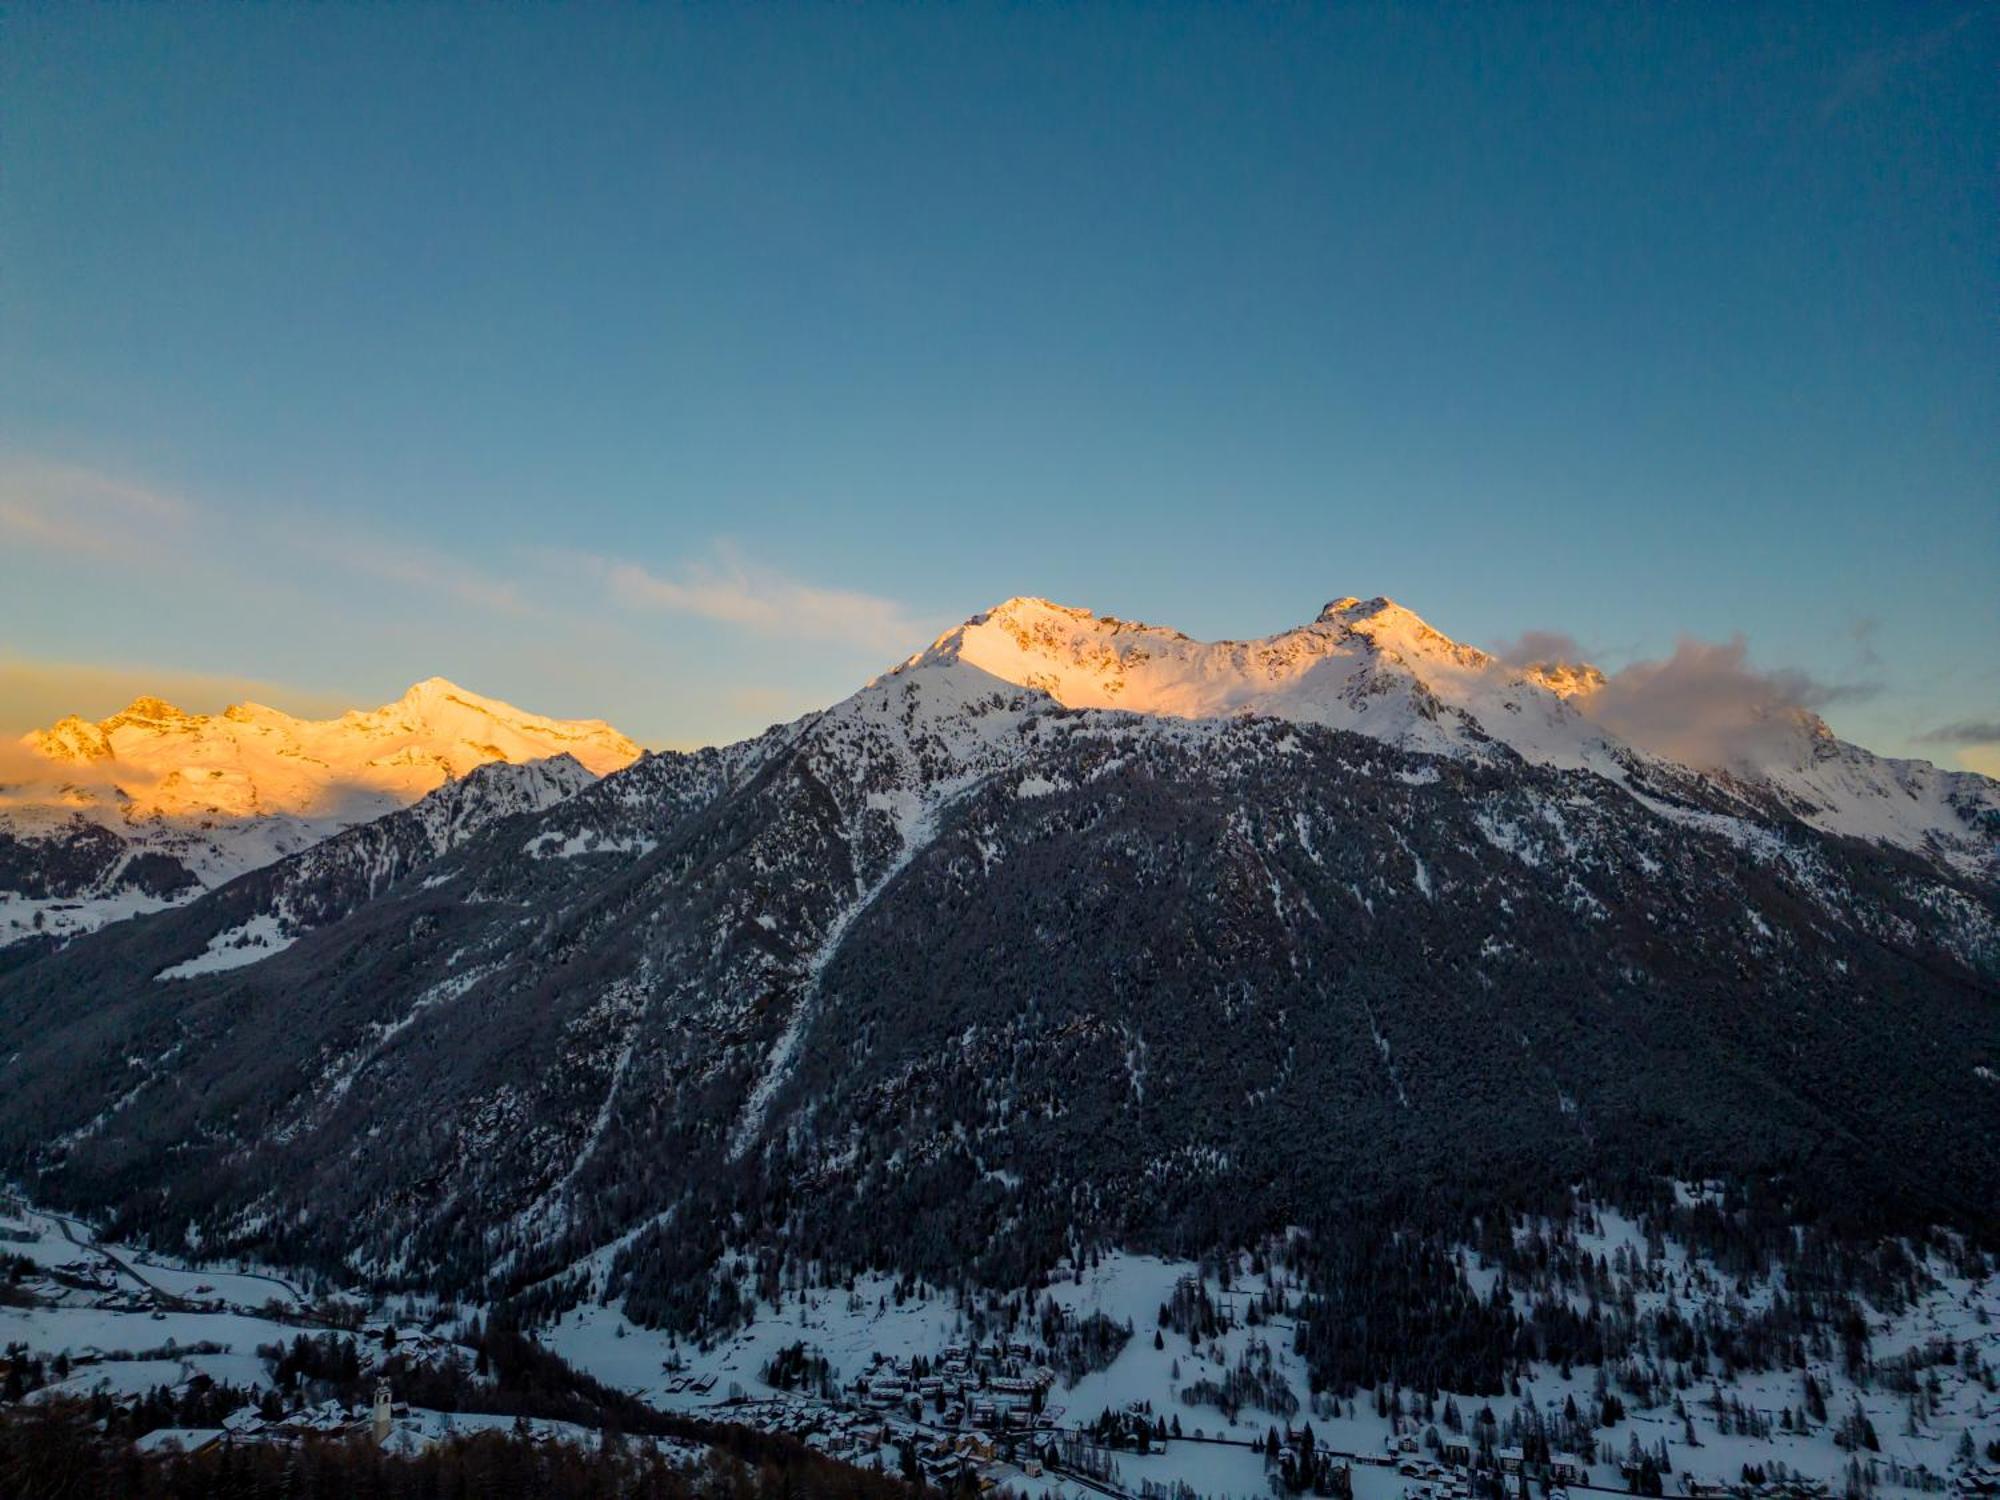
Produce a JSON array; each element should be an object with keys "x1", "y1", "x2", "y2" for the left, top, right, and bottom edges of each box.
[{"x1": 895, "y1": 593, "x2": 1560, "y2": 752}]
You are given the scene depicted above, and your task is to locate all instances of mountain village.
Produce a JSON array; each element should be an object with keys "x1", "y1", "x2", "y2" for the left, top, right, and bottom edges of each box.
[{"x1": 11, "y1": 1192, "x2": 1996, "y2": 1500}]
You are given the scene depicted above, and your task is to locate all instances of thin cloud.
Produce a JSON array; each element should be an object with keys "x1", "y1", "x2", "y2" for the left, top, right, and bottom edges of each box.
[
  {"x1": 3, "y1": 452, "x2": 535, "y2": 618},
  {"x1": 4, "y1": 456, "x2": 915, "y2": 647},
  {"x1": 310, "y1": 534, "x2": 533, "y2": 617},
  {"x1": 0, "y1": 459, "x2": 190, "y2": 559},
  {"x1": 1917, "y1": 720, "x2": 2000, "y2": 746},
  {"x1": 599, "y1": 543, "x2": 939, "y2": 655}
]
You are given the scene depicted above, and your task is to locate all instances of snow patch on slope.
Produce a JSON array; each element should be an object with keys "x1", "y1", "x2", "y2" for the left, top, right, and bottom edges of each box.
[{"x1": 155, "y1": 914, "x2": 294, "y2": 980}]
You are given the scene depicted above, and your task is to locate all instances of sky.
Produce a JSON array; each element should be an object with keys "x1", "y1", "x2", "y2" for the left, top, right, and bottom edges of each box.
[{"x1": 2, "y1": 5, "x2": 1995, "y2": 770}]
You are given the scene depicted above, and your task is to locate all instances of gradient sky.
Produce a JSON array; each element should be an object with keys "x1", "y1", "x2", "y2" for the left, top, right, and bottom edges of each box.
[{"x1": 3, "y1": 4, "x2": 1995, "y2": 767}]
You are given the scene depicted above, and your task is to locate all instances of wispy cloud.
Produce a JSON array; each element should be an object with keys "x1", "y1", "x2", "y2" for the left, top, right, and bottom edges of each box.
[
  {"x1": 1917, "y1": 719, "x2": 2000, "y2": 746},
  {"x1": 1494, "y1": 630, "x2": 1880, "y2": 771},
  {"x1": 1489, "y1": 630, "x2": 1594, "y2": 671},
  {"x1": 2, "y1": 453, "x2": 538, "y2": 619},
  {"x1": 300, "y1": 530, "x2": 533, "y2": 616},
  {"x1": 597, "y1": 543, "x2": 939, "y2": 654},
  {"x1": 0, "y1": 459, "x2": 190, "y2": 559},
  {"x1": 6, "y1": 456, "x2": 925, "y2": 652}
]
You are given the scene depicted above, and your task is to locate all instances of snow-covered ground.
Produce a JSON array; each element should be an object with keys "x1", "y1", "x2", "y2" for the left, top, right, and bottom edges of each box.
[
  {"x1": 0, "y1": 678, "x2": 641, "y2": 948},
  {"x1": 541, "y1": 1218, "x2": 1999, "y2": 1500},
  {"x1": 8, "y1": 1191, "x2": 1997, "y2": 1498},
  {"x1": 1, "y1": 1200, "x2": 305, "y2": 1306}
]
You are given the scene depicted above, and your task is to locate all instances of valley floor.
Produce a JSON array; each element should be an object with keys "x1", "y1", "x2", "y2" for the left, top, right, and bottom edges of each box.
[{"x1": 5, "y1": 1196, "x2": 1997, "y2": 1500}]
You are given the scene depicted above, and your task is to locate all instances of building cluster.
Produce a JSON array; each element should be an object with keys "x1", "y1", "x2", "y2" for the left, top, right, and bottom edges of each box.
[
  {"x1": 37, "y1": 1256, "x2": 247, "y2": 1318},
  {"x1": 708, "y1": 1390, "x2": 1064, "y2": 1491},
  {"x1": 700, "y1": 1335, "x2": 1072, "y2": 1491},
  {"x1": 1390, "y1": 1453, "x2": 1476, "y2": 1500},
  {"x1": 130, "y1": 1380, "x2": 409, "y2": 1459},
  {"x1": 1378, "y1": 1443, "x2": 1591, "y2": 1500},
  {"x1": 1682, "y1": 1480, "x2": 1832, "y2": 1500},
  {"x1": 852, "y1": 1338, "x2": 1061, "y2": 1432}
]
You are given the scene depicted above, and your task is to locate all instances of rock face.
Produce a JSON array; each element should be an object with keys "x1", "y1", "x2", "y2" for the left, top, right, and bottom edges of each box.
[
  {"x1": 0, "y1": 679, "x2": 641, "y2": 945},
  {"x1": 0, "y1": 596, "x2": 1992, "y2": 1336}
]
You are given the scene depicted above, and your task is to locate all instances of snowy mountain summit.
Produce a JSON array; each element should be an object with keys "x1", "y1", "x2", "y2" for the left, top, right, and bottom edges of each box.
[
  {"x1": 894, "y1": 594, "x2": 1997, "y2": 875},
  {"x1": 1, "y1": 679, "x2": 640, "y2": 944},
  {"x1": 901, "y1": 594, "x2": 1613, "y2": 766}
]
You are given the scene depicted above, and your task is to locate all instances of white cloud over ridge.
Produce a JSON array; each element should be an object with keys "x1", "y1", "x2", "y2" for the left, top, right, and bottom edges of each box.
[{"x1": 1494, "y1": 631, "x2": 1884, "y2": 773}]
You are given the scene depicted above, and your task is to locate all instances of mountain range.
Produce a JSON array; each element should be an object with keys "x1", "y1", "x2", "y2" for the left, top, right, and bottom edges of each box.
[
  {"x1": 0, "y1": 594, "x2": 1992, "y2": 1347},
  {"x1": 0, "y1": 678, "x2": 640, "y2": 945}
]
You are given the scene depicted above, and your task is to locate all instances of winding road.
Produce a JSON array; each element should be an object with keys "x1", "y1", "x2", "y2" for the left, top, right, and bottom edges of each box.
[{"x1": 39, "y1": 1202, "x2": 306, "y2": 1310}]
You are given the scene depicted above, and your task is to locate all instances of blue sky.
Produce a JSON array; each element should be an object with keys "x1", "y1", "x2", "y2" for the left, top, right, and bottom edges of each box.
[{"x1": 2, "y1": 4, "x2": 1994, "y2": 765}]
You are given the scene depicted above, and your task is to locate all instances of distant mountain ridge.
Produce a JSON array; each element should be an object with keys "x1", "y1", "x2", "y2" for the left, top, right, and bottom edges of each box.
[{"x1": 0, "y1": 678, "x2": 641, "y2": 945}]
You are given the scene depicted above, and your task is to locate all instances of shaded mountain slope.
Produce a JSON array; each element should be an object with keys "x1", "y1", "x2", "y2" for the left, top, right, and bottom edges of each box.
[{"x1": 0, "y1": 667, "x2": 1991, "y2": 1328}]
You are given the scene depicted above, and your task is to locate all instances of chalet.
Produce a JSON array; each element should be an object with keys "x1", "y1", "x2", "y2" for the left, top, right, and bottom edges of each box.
[
  {"x1": 133, "y1": 1428, "x2": 226, "y2": 1458},
  {"x1": 920, "y1": 1454, "x2": 964, "y2": 1484},
  {"x1": 221, "y1": 1406, "x2": 266, "y2": 1436},
  {"x1": 1442, "y1": 1442, "x2": 1473, "y2": 1468}
]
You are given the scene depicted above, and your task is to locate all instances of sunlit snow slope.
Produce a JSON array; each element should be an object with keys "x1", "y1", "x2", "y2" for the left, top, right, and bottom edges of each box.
[
  {"x1": 1, "y1": 678, "x2": 641, "y2": 944},
  {"x1": 895, "y1": 596, "x2": 1998, "y2": 875}
]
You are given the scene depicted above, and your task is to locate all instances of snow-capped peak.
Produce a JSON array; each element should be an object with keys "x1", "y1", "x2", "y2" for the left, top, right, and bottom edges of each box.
[
  {"x1": 888, "y1": 594, "x2": 1997, "y2": 877},
  {"x1": 2, "y1": 679, "x2": 644, "y2": 947},
  {"x1": 897, "y1": 593, "x2": 1605, "y2": 768},
  {"x1": 15, "y1": 677, "x2": 640, "y2": 820}
]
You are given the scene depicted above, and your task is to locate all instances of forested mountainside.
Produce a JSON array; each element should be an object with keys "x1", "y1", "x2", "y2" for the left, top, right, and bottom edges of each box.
[{"x1": 0, "y1": 634, "x2": 1993, "y2": 1381}]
